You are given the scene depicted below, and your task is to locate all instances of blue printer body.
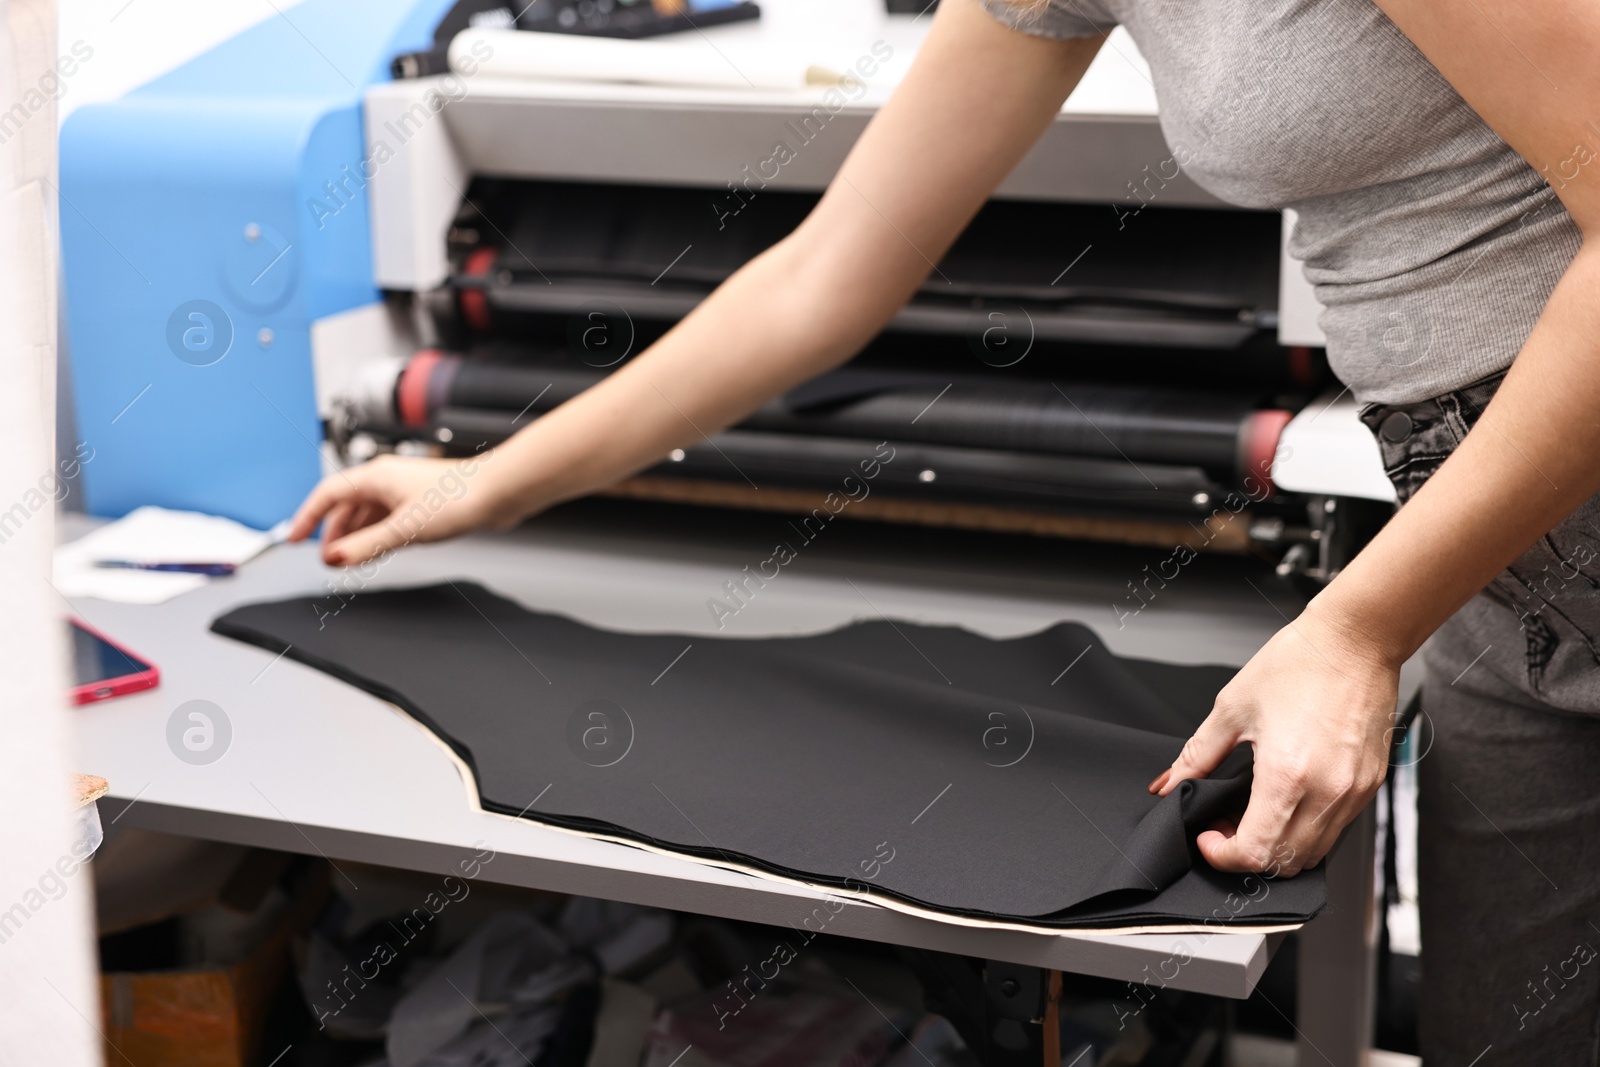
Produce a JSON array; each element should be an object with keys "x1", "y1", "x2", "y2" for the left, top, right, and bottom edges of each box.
[{"x1": 60, "y1": 0, "x2": 456, "y2": 529}]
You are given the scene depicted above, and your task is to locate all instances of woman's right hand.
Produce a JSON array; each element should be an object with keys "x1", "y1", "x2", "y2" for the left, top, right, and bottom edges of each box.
[{"x1": 286, "y1": 452, "x2": 516, "y2": 566}]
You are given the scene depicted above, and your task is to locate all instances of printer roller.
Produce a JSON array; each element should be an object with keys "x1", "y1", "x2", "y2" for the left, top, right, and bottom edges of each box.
[
  {"x1": 391, "y1": 352, "x2": 1291, "y2": 491},
  {"x1": 440, "y1": 180, "x2": 1288, "y2": 352},
  {"x1": 325, "y1": 179, "x2": 1327, "y2": 552}
]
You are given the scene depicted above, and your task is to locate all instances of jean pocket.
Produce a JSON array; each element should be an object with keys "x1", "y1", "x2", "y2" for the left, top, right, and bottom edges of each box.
[
  {"x1": 1376, "y1": 445, "x2": 1453, "y2": 504},
  {"x1": 1362, "y1": 413, "x2": 1457, "y2": 505},
  {"x1": 1489, "y1": 496, "x2": 1600, "y2": 702}
]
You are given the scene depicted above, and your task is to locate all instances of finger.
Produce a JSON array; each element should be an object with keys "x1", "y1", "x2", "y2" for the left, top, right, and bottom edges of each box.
[
  {"x1": 1156, "y1": 707, "x2": 1243, "y2": 797},
  {"x1": 325, "y1": 516, "x2": 409, "y2": 566},
  {"x1": 1293, "y1": 821, "x2": 1342, "y2": 874},
  {"x1": 1258, "y1": 804, "x2": 1337, "y2": 877},
  {"x1": 1296, "y1": 790, "x2": 1370, "y2": 873},
  {"x1": 350, "y1": 501, "x2": 386, "y2": 534},
  {"x1": 341, "y1": 503, "x2": 388, "y2": 551},
  {"x1": 322, "y1": 501, "x2": 359, "y2": 549},
  {"x1": 288, "y1": 475, "x2": 356, "y2": 542},
  {"x1": 1198, "y1": 780, "x2": 1300, "y2": 874}
]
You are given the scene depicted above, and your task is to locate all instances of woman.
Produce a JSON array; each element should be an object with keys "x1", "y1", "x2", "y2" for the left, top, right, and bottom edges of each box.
[{"x1": 291, "y1": 0, "x2": 1600, "y2": 1058}]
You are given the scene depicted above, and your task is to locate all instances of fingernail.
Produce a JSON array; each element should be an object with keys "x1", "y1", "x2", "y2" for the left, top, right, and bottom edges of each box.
[
  {"x1": 326, "y1": 551, "x2": 344, "y2": 566},
  {"x1": 1147, "y1": 770, "x2": 1170, "y2": 794}
]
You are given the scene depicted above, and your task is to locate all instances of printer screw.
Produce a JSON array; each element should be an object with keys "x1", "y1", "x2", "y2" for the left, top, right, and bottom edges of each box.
[
  {"x1": 669, "y1": 448, "x2": 686, "y2": 462},
  {"x1": 1250, "y1": 518, "x2": 1287, "y2": 542},
  {"x1": 257, "y1": 327, "x2": 274, "y2": 348},
  {"x1": 347, "y1": 434, "x2": 379, "y2": 463},
  {"x1": 244, "y1": 223, "x2": 261, "y2": 242},
  {"x1": 436, "y1": 427, "x2": 455, "y2": 443},
  {"x1": 999, "y1": 978, "x2": 1020, "y2": 998},
  {"x1": 918, "y1": 469, "x2": 937, "y2": 483},
  {"x1": 1191, "y1": 492, "x2": 1211, "y2": 508}
]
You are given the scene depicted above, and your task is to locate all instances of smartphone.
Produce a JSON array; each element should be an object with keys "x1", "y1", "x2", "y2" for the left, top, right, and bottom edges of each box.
[{"x1": 70, "y1": 618, "x2": 160, "y2": 704}]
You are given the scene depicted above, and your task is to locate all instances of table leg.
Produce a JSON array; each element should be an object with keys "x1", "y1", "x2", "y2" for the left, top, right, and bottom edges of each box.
[
  {"x1": 1295, "y1": 801, "x2": 1378, "y2": 1067},
  {"x1": 1042, "y1": 970, "x2": 1061, "y2": 1067}
]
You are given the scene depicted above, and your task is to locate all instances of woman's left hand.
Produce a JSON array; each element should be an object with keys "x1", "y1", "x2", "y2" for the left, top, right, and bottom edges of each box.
[{"x1": 1147, "y1": 604, "x2": 1401, "y2": 877}]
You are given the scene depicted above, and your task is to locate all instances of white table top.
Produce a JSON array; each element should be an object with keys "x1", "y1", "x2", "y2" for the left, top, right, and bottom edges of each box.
[{"x1": 67, "y1": 504, "x2": 1309, "y2": 996}]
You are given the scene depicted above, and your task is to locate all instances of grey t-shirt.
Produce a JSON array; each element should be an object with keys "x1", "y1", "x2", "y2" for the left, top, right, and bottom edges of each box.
[{"x1": 980, "y1": 0, "x2": 1583, "y2": 405}]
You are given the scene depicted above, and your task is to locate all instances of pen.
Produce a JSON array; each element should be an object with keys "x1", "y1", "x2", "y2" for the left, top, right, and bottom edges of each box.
[{"x1": 92, "y1": 561, "x2": 237, "y2": 576}]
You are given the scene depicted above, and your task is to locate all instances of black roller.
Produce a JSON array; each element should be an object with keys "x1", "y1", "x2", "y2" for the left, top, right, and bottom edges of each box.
[
  {"x1": 444, "y1": 180, "x2": 1290, "y2": 352},
  {"x1": 445, "y1": 360, "x2": 598, "y2": 413},
  {"x1": 405, "y1": 357, "x2": 1281, "y2": 482},
  {"x1": 420, "y1": 412, "x2": 1226, "y2": 516},
  {"x1": 746, "y1": 379, "x2": 1257, "y2": 474}
]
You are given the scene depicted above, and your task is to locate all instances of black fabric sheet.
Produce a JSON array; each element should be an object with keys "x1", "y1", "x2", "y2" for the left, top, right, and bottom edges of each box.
[{"x1": 212, "y1": 583, "x2": 1324, "y2": 929}]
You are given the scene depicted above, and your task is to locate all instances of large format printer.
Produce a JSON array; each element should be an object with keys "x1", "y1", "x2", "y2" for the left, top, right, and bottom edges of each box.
[{"x1": 60, "y1": 0, "x2": 1398, "y2": 579}]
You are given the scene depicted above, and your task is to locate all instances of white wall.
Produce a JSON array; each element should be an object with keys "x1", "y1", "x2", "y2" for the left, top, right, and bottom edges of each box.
[
  {"x1": 0, "y1": 0, "x2": 104, "y2": 1062},
  {"x1": 56, "y1": 0, "x2": 308, "y2": 122}
]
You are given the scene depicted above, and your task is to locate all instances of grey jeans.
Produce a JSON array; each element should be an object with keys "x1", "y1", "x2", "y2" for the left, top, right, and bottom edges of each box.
[{"x1": 1361, "y1": 375, "x2": 1600, "y2": 1065}]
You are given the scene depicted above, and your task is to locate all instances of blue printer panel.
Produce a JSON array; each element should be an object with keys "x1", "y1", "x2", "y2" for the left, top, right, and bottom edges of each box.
[{"x1": 60, "y1": 0, "x2": 454, "y2": 529}]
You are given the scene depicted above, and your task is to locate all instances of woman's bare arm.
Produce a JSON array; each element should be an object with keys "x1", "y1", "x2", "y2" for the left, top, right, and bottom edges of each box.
[
  {"x1": 1154, "y1": 0, "x2": 1600, "y2": 875},
  {"x1": 290, "y1": 0, "x2": 1105, "y2": 564}
]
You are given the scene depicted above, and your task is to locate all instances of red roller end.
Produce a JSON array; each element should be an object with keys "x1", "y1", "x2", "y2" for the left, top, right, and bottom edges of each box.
[
  {"x1": 459, "y1": 246, "x2": 499, "y2": 334},
  {"x1": 1240, "y1": 408, "x2": 1294, "y2": 495},
  {"x1": 397, "y1": 349, "x2": 444, "y2": 428}
]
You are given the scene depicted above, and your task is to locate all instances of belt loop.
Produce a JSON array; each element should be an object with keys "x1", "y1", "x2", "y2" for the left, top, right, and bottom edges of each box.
[{"x1": 1439, "y1": 393, "x2": 1471, "y2": 445}]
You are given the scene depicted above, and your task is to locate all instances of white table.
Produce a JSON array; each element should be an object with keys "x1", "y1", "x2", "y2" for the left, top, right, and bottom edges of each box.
[{"x1": 69, "y1": 505, "x2": 1405, "y2": 1063}]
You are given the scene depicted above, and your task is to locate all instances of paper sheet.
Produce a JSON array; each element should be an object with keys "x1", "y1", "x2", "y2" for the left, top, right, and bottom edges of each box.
[
  {"x1": 452, "y1": 27, "x2": 844, "y2": 91},
  {"x1": 55, "y1": 506, "x2": 283, "y2": 604}
]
